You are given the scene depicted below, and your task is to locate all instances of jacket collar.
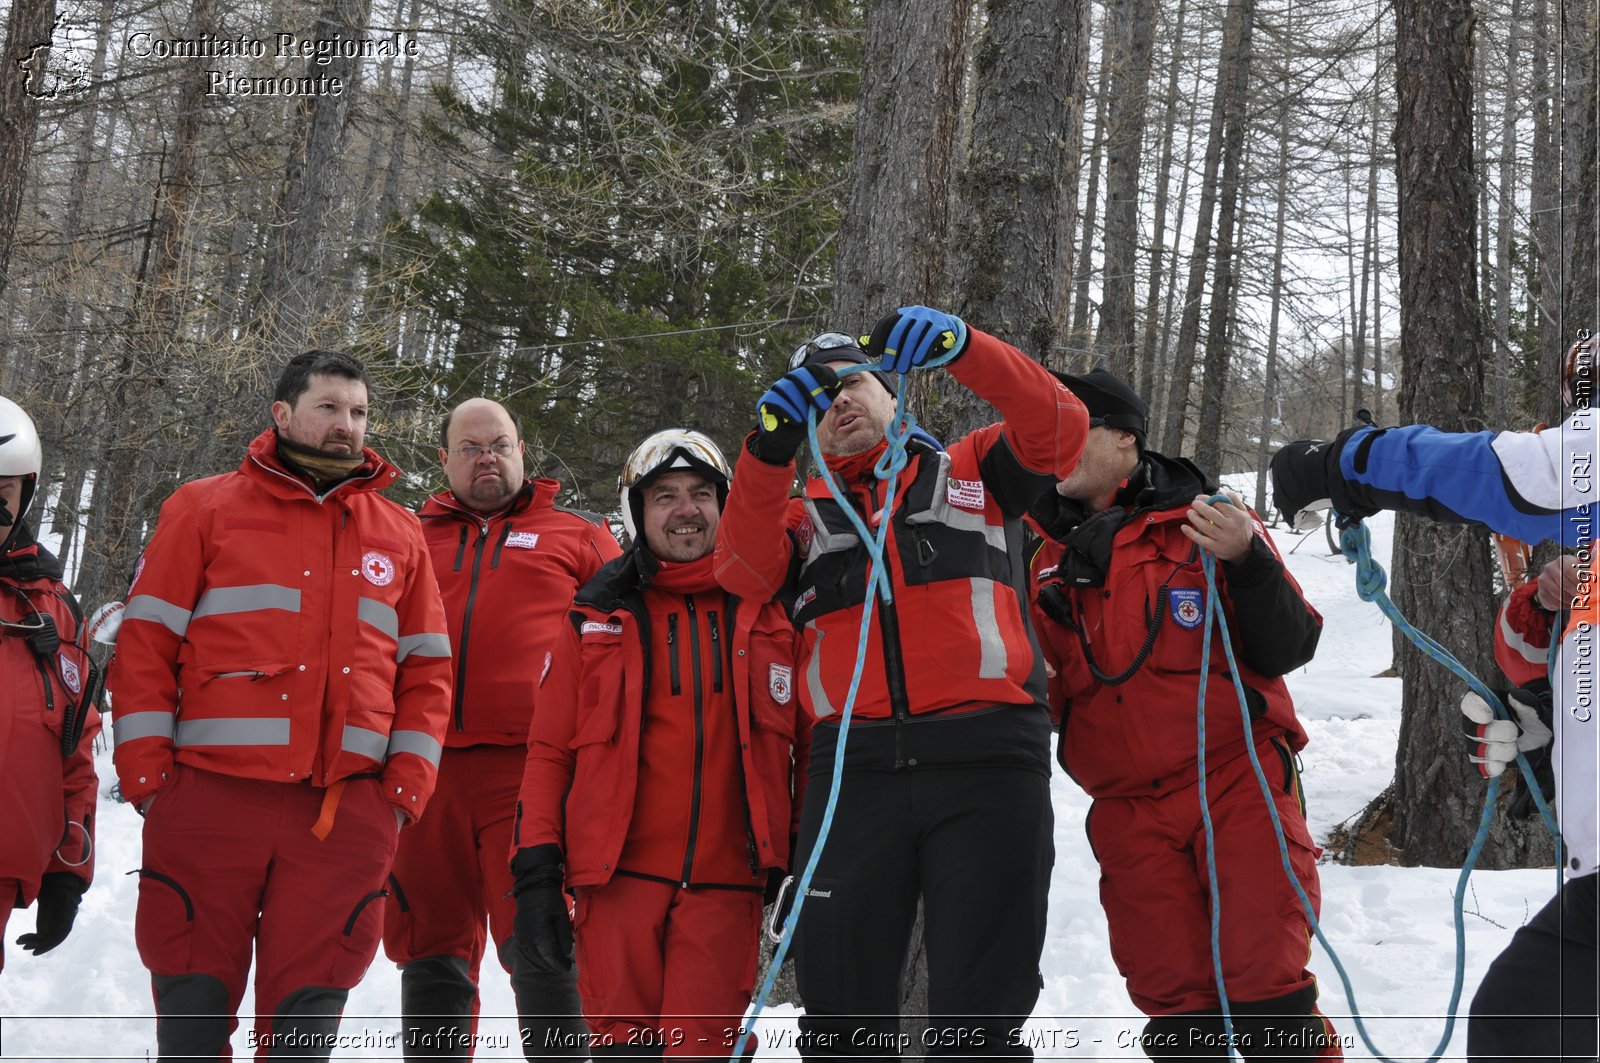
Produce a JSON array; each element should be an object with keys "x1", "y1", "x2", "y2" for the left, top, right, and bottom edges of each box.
[
  {"x1": 420, "y1": 477, "x2": 559, "y2": 522},
  {"x1": 0, "y1": 521, "x2": 63, "y2": 582},
  {"x1": 242, "y1": 428, "x2": 398, "y2": 502}
]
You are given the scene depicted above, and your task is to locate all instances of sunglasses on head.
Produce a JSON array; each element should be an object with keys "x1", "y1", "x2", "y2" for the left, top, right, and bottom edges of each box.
[{"x1": 788, "y1": 332, "x2": 860, "y2": 370}]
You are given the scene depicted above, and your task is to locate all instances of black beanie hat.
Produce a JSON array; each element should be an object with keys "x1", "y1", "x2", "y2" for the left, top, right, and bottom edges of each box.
[
  {"x1": 1053, "y1": 369, "x2": 1148, "y2": 449},
  {"x1": 793, "y1": 337, "x2": 898, "y2": 398}
]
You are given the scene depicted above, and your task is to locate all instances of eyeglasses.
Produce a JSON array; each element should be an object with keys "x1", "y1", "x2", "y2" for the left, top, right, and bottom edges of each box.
[
  {"x1": 788, "y1": 332, "x2": 860, "y2": 370},
  {"x1": 451, "y1": 441, "x2": 517, "y2": 460},
  {"x1": 1086, "y1": 417, "x2": 1107, "y2": 429}
]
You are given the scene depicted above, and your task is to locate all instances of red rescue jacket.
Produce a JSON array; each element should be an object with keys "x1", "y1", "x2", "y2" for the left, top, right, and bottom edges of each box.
[
  {"x1": 1029, "y1": 452, "x2": 1322, "y2": 799},
  {"x1": 714, "y1": 327, "x2": 1087, "y2": 746},
  {"x1": 1, "y1": 530, "x2": 99, "y2": 901},
  {"x1": 108, "y1": 429, "x2": 453, "y2": 820},
  {"x1": 419, "y1": 480, "x2": 620, "y2": 747},
  {"x1": 1494, "y1": 580, "x2": 1555, "y2": 687},
  {"x1": 514, "y1": 548, "x2": 810, "y2": 889}
]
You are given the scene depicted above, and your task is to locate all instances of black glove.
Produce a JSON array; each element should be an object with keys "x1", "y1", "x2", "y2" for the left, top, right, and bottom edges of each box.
[
  {"x1": 751, "y1": 364, "x2": 842, "y2": 464},
  {"x1": 511, "y1": 848, "x2": 572, "y2": 974},
  {"x1": 15, "y1": 872, "x2": 87, "y2": 955},
  {"x1": 26, "y1": 613, "x2": 60, "y2": 658},
  {"x1": 1269, "y1": 427, "x2": 1378, "y2": 532}
]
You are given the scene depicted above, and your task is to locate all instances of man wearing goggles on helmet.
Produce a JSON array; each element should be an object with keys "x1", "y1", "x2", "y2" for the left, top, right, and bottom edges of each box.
[
  {"x1": 715, "y1": 307, "x2": 1088, "y2": 1057},
  {"x1": 0, "y1": 395, "x2": 100, "y2": 977},
  {"x1": 511, "y1": 429, "x2": 810, "y2": 1060},
  {"x1": 384, "y1": 397, "x2": 620, "y2": 1060}
]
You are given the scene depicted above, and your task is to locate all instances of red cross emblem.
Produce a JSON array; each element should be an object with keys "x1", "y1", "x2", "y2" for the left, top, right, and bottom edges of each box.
[{"x1": 361, "y1": 550, "x2": 396, "y2": 587}]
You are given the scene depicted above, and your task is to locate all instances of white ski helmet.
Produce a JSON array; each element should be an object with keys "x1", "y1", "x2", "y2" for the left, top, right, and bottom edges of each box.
[
  {"x1": 0, "y1": 395, "x2": 43, "y2": 525},
  {"x1": 617, "y1": 428, "x2": 731, "y2": 543}
]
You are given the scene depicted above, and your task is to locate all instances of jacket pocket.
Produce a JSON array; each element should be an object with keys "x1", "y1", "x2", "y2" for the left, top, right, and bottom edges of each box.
[
  {"x1": 748, "y1": 632, "x2": 799, "y2": 742},
  {"x1": 134, "y1": 868, "x2": 196, "y2": 973},
  {"x1": 571, "y1": 640, "x2": 626, "y2": 748}
]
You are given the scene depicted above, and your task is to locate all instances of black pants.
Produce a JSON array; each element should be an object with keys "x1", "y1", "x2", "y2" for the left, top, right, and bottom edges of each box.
[
  {"x1": 1468, "y1": 872, "x2": 1598, "y2": 1061},
  {"x1": 791, "y1": 766, "x2": 1054, "y2": 1059}
]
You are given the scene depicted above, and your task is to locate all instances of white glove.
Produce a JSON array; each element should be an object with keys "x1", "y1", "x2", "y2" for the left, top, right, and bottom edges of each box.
[{"x1": 1461, "y1": 689, "x2": 1553, "y2": 778}]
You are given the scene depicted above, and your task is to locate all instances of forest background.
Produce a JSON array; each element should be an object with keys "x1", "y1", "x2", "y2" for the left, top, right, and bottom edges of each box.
[{"x1": 0, "y1": 0, "x2": 1595, "y2": 881}]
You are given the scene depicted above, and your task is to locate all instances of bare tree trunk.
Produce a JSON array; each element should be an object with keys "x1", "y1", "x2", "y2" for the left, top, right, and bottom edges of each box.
[
  {"x1": 1160, "y1": 0, "x2": 1249, "y2": 455},
  {"x1": 1254, "y1": 40, "x2": 1293, "y2": 517},
  {"x1": 1157, "y1": 0, "x2": 1245, "y2": 453},
  {"x1": 1562, "y1": 0, "x2": 1599, "y2": 347},
  {"x1": 1530, "y1": 0, "x2": 1564, "y2": 423},
  {"x1": 1139, "y1": 0, "x2": 1190, "y2": 404},
  {"x1": 1190, "y1": 0, "x2": 1254, "y2": 476},
  {"x1": 1492, "y1": 0, "x2": 1521, "y2": 425},
  {"x1": 0, "y1": 0, "x2": 57, "y2": 322},
  {"x1": 1096, "y1": 0, "x2": 1157, "y2": 380},
  {"x1": 1068, "y1": 1, "x2": 1111, "y2": 359},
  {"x1": 253, "y1": 0, "x2": 375, "y2": 359},
  {"x1": 1050, "y1": 0, "x2": 1094, "y2": 359},
  {"x1": 937, "y1": 0, "x2": 1081, "y2": 437},
  {"x1": 830, "y1": 0, "x2": 974, "y2": 328},
  {"x1": 76, "y1": 0, "x2": 216, "y2": 614},
  {"x1": 1372, "y1": 0, "x2": 1553, "y2": 867}
]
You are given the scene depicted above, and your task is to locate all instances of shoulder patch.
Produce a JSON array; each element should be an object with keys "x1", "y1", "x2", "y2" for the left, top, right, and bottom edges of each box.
[
  {"x1": 580, "y1": 620, "x2": 623, "y2": 636},
  {"x1": 947, "y1": 477, "x2": 986, "y2": 510}
]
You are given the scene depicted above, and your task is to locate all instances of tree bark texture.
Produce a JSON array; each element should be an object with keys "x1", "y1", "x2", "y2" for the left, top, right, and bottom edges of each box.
[
  {"x1": 1385, "y1": 0, "x2": 1553, "y2": 867},
  {"x1": 830, "y1": 0, "x2": 974, "y2": 331},
  {"x1": 1562, "y1": 0, "x2": 1598, "y2": 351},
  {"x1": 932, "y1": 0, "x2": 1081, "y2": 439},
  {"x1": 0, "y1": 0, "x2": 57, "y2": 320}
]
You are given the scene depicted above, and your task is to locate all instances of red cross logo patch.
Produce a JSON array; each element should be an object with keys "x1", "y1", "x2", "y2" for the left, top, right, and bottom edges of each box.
[{"x1": 361, "y1": 551, "x2": 396, "y2": 587}]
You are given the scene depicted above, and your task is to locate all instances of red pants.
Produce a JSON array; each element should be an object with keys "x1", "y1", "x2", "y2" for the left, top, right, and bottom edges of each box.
[
  {"x1": 574, "y1": 875, "x2": 762, "y2": 1059},
  {"x1": 1089, "y1": 744, "x2": 1329, "y2": 1017},
  {"x1": 136, "y1": 767, "x2": 399, "y2": 1058},
  {"x1": 384, "y1": 744, "x2": 522, "y2": 974}
]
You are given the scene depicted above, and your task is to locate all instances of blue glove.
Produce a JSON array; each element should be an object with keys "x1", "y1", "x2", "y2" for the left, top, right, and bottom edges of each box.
[
  {"x1": 753, "y1": 365, "x2": 842, "y2": 463},
  {"x1": 863, "y1": 306, "x2": 970, "y2": 375}
]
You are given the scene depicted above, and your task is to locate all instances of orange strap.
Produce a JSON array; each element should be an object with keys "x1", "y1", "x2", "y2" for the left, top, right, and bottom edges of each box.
[{"x1": 310, "y1": 779, "x2": 346, "y2": 841}]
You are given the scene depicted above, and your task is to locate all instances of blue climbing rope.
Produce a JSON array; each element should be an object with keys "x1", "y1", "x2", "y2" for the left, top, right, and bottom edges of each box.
[
  {"x1": 1193, "y1": 498, "x2": 1564, "y2": 1061},
  {"x1": 733, "y1": 352, "x2": 958, "y2": 1059}
]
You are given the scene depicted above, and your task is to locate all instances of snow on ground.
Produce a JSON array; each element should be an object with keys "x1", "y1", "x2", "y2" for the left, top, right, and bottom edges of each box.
[{"x1": 1, "y1": 509, "x2": 1561, "y2": 1059}]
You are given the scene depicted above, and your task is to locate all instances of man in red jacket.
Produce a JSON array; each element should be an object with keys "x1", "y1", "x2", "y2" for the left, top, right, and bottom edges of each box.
[
  {"x1": 384, "y1": 397, "x2": 619, "y2": 1059},
  {"x1": 511, "y1": 429, "x2": 810, "y2": 1060},
  {"x1": 108, "y1": 350, "x2": 453, "y2": 1059},
  {"x1": 714, "y1": 308, "x2": 1086, "y2": 1057},
  {"x1": 1028, "y1": 370, "x2": 1339, "y2": 1059},
  {"x1": 0, "y1": 396, "x2": 99, "y2": 975}
]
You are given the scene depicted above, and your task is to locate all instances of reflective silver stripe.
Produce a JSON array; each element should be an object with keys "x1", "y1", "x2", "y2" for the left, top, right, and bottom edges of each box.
[
  {"x1": 904, "y1": 452, "x2": 1006, "y2": 551},
  {"x1": 124, "y1": 595, "x2": 193, "y2": 638},
  {"x1": 804, "y1": 622, "x2": 836, "y2": 717},
  {"x1": 192, "y1": 584, "x2": 301, "y2": 621},
  {"x1": 113, "y1": 711, "x2": 176, "y2": 745},
  {"x1": 358, "y1": 598, "x2": 400, "y2": 640},
  {"x1": 1498, "y1": 606, "x2": 1547, "y2": 667},
  {"x1": 397, "y1": 632, "x2": 451, "y2": 662},
  {"x1": 342, "y1": 725, "x2": 389, "y2": 761},
  {"x1": 174, "y1": 717, "x2": 291, "y2": 747},
  {"x1": 801, "y1": 499, "x2": 861, "y2": 564},
  {"x1": 387, "y1": 729, "x2": 443, "y2": 767},
  {"x1": 970, "y1": 577, "x2": 1008, "y2": 679}
]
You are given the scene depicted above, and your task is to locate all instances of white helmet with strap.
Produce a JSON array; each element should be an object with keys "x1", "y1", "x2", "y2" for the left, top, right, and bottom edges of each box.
[
  {"x1": 0, "y1": 395, "x2": 43, "y2": 529},
  {"x1": 617, "y1": 428, "x2": 730, "y2": 543}
]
